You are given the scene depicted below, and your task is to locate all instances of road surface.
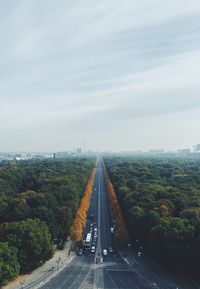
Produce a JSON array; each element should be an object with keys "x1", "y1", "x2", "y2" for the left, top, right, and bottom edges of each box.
[{"x1": 40, "y1": 159, "x2": 180, "y2": 289}]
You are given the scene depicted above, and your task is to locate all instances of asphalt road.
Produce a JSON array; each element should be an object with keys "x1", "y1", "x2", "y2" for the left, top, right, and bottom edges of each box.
[{"x1": 40, "y1": 159, "x2": 180, "y2": 289}]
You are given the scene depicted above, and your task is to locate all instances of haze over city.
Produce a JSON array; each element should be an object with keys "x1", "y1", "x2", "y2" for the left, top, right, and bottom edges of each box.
[{"x1": 0, "y1": 0, "x2": 200, "y2": 152}]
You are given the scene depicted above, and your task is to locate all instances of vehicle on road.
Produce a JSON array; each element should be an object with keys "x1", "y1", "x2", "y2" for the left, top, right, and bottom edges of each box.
[
  {"x1": 110, "y1": 227, "x2": 114, "y2": 234},
  {"x1": 85, "y1": 233, "x2": 92, "y2": 249},
  {"x1": 103, "y1": 249, "x2": 108, "y2": 256},
  {"x1": 108, "y1": 247, "x2": 113, "y2": 253},
  {"x1": 77, "y1": 248, "x2": 83, "y2": 256},
  {"x1": 91, "y1": 246, "x2": 96, "y2": 253},
  {"x1": 84, "y1": 248, "x2": 90, "y2": 255}
]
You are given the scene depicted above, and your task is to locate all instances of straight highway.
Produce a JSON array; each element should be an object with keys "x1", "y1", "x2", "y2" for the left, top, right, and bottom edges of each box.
[{"x1": 40, "y1": 159, "x2": 180, "y2": 289}]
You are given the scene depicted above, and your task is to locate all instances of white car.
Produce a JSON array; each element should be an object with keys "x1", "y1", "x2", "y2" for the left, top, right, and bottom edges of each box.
[
  {"x1": 91, "y1": 246, "x2": 96, "y2": 253},
  {"x1": 103, "y1": 249, "x2": 108, "y2": 256}
]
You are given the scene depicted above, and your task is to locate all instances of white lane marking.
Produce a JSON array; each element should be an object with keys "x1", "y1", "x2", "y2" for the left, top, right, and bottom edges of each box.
[
  {"x1": 106, "y1": 268, "x2": 131, "y2": 272},
  {"x1": 109, "y1": 274, "x2": 119, "y2": 289},
  {"x1": 132, "y1": 258, "x2": 139, "y2": 265},
  {"x1": 124, "y1": 258, "x2": 130, "y2": 264}
]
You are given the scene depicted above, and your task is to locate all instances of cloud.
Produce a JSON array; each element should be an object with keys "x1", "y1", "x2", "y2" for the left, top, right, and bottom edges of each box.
[{"x1": 0, "y1": 0, "x2": 200, "y2": 151}]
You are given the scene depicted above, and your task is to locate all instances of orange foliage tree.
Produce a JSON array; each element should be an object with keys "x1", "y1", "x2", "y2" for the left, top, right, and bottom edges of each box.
[
  {"x1": 102, "y1": 160, "x2": 130, "y2": 247},
  {"x1": 70, "y1": 159, "x2": 98, "y2": 241}
]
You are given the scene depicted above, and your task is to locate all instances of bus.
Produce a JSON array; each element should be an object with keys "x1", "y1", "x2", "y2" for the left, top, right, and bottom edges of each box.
[{"x1": 85, "y1": 233, "x2": 92, "y2": 248}]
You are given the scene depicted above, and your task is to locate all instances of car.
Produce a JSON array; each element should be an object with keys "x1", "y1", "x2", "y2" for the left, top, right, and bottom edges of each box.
[
  {"x1": 137, "y1": 251, "x2": 142, "y2": 257},
  {"x1": 84, "y1": 248, "x2": 90, "y2": 255},
  {"x1": 77, "y1": 248, "x2": 83, "y2": 256},
  {"x1": 91, "y1": 246, "x2": 96, "y2": 253},
  {"x1": 108, "y1": 247, "x2": 113, "y2": 253},
  {"x1": 103, "y1": 249, "x2": 108, "y2": 256},
  {"x1": 94, "y1": 227, "x2": 98, "y2": 233}
]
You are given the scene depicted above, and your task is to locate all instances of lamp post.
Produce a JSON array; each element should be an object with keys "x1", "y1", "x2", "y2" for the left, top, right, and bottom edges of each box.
[{"x1": 39, "y1": 250, "x2": 49, "y2": 265}]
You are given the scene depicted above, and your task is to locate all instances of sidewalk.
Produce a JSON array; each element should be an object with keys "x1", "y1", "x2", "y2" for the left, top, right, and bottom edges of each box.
[{"x1": 3, "y1": 240, "x2": 75, "y2": 289}]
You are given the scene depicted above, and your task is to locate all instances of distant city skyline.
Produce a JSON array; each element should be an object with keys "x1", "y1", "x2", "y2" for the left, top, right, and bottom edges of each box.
[
  {"x1": 0, "y1": 1, "x2": 200, "y2": 152},
  {"x1": 1, "y1": 143, "x2": 200, "y2": 154}
]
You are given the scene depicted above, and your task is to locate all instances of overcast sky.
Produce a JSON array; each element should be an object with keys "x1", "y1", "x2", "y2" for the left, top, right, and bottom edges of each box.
[{"x1": 0, "y1": 0, "x2": 200, "y2": 152}]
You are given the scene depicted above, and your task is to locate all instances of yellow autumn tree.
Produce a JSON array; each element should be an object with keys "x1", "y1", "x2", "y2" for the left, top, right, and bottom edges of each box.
[
  {"x1": 102, "y1": 160, "x2": 130, "y2": 247},
  {"x1": 70, "y1": 160, "x2": 97, "y2": 241}
]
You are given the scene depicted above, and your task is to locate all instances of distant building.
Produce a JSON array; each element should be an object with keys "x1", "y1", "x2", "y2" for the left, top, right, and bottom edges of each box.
[
  {"x1": 56, "y1": 151, "x2": 69, "y2": 158},
  {"x1": 195, "y1": 144, "x2": 200, "y2": 152},
  {"x1": 148, "y1": 149, "x2": 165, "y2": 154},
  {"x1": 44, "y1": 154, "x2": 54, "y2": 159},
  {"x1": 177, "y1": 149, "x2": 190, "y2": 154},
  {"x1": 15, "y1": 153, "x2": 31, "y2": 161},
  {"x1": 76, "y1": 148, "x2": 82, "y2": 154}
]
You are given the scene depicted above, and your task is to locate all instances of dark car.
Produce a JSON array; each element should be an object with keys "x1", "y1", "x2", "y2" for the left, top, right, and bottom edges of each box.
[
  {"x1": 84, "y1": 248, "x2": 90, "y2": 255},
  {"x1": 77, "y1": 248, "x2": 83, "y2": 256},
  {"x1": 108, "y1": 247, "x2": 113, "y2": 253}
]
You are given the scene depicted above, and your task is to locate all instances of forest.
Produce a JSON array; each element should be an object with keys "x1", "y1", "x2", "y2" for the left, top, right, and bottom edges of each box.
[
  {"x1": 104, "y1": 155, "x2": 200, "y2": 277},
  {"x1": 0, "y1": 157, "x2": 94, "y2": 286}
]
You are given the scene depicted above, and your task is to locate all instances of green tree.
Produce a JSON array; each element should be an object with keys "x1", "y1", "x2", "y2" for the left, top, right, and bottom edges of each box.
[
  {"x1": 0, "y1": 219, "x2": 54, "y2": 272},
  {"x1": 0, "y1": 242, "x2": 20, "y2": 287}
]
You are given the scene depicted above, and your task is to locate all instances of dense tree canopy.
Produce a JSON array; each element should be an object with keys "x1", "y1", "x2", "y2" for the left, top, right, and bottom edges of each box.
[
  {"x1": 104, "y1": 156, "x2": 200, "y2": 275},
  {"x1": 0, "y1": 242, "x2": 20, "y2": 287},
  {"x1": 0, "y1": 219, "x2": 54, "y2": 272},
  {"x1": 0, "y1": 157, "x2": 95, "y2": 284},
  {"x1": 0, "y1": 158, "x2": 94, "y2": 239}
]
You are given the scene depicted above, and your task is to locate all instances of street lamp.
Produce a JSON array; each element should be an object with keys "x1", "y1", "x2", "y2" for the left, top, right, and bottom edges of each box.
[{"x1": 39, "y1": 250, "x2": 49, "y2": 265}]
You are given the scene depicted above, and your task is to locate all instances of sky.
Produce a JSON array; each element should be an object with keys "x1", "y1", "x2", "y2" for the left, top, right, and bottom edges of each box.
[{"x1": 0, "y1": 0, "x2": 200, "y2": 152}]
